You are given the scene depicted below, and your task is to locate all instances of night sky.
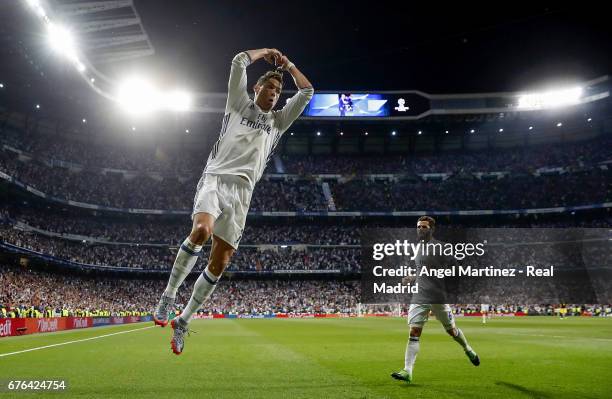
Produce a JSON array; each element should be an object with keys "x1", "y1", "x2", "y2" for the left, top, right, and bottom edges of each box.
[{"x1": 124, "y1": 2, "x2": 612, "y2": 94}]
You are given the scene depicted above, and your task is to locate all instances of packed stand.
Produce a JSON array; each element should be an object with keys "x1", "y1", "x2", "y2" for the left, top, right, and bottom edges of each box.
[
  {"x1": 2, "y1": 126, "x2": 611, "y2": 176},
  {"x1": 0, "y1": 227, "x2": 360, "y2": 272},
  {"x1": 2, "y1": 149, "x2": 609, "y2": 211},
  {"x1": 282, "y1": 136, "x2": 612, "y2": 174},
  {"x1": 0, "y1": 150, "x2": 326, "y2": 211},
  {"x1": 331, "y1": 170, "x2": 611, "y2": 211},
  {"x1": 0, "y1": 205, "x2": 360, "y2": 244},
  {"x1": 0, "y1": 265, "x2": 359, "y2": 317}
]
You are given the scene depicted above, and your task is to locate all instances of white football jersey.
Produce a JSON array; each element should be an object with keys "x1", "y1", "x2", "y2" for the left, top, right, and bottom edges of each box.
[{"x1": 203, "y1": 52, "x2": 314, "y2": 188}]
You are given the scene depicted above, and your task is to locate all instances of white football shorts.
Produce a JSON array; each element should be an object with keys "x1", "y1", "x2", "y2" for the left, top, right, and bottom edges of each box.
[
  {"x1": 408, "y1": 304, "x2": 456, "y2": 330},
  {"x1": 192, "y1": 173, "x2": 252, "y2": 249}
]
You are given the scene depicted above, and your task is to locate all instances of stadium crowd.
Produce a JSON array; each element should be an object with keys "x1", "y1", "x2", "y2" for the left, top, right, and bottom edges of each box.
[
  {"x1": 0, "y1": 265, "x2": 358, "y2": 317},
  {"x1": 331, "y1": 170, "x2": 610, "y2": 211},
  {"x1": 282, "y1": 136, "x2": 612, "y2": 175},
  {"x1": 2, "y1": 127, "x2": 610, "y2": 175},
  {"x1": 1, "y1": 149, "x2": 609, "y2": 211},
  {"x1": 1, "y1": 124, "x2": 610, "y2": 319},
  {"x1": 0, "y1": 150, "x2": 328, "y2": 210},
  {"x1": 0, "y1": 227, "x2": 360, "y2": 271},
  {"x1": 2, "y1": 265, "x2": 609, "y2": 318},
  {"x1": 1, "y1": 128, "x2": 202, "y2": 174},
  {"x1": 0, "y1": 204, "x2": 360, "y2": 245}
]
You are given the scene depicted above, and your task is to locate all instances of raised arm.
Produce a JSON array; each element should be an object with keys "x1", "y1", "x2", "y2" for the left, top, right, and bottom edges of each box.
[
  {"x1": 275, "y1": 55, "x2": 315, "y2": 132},
  {"x1": 279, "y1": 55, "x2": 313, "y2": 90},
  {"x1": 245, "y1": 48, "x2": 282, "y2": 65},
  {"x1": 228, "y1": 48, "x2": 282, "y2": 110}
]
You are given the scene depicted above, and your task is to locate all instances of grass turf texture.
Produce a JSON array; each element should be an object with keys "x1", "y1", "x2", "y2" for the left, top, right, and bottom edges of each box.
[{"x1": 1, "y1": 317, "x2": 611, "y2": 398}]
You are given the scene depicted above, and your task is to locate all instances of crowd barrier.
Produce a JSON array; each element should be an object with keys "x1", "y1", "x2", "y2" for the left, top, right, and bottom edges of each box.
[
  {"x1": 195, "y1": 313, "x2": 357, "y2": 319},
  {"x1": 456, "y1": 312, "x2": 527, "y2": 317},
  {"x1": 194, "y1": 312, "x2": 533, "y2": 320},
  {"x1": 1, "y1": 311, "x2": 599, "y2": 338},
  {"x1": 0, "y1": 315, "x2": 153, "y2": 338}
]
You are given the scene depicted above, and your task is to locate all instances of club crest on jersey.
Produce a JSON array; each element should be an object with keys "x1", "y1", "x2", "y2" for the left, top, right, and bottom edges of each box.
[{"x1": 240, "y1": 114, "x2": 272, "y2": 134}]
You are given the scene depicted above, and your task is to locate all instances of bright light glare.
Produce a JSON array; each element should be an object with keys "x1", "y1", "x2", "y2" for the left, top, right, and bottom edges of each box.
[
  {"x1": 117, "y1": 78, "x2": 162, "y2": 115},
  {"x1": 26, "y1": 0, "x2": 45, "y2": 17},
  {"x1": 47, "y1": 24, "x2": 77, "y2": 59},
  {"x1": 166, "y1": 90, "x2": 192, "y2": 112},
  {"x1": 518, "y1": 87, "x2": 583, "y2": 109},
  {"x1": 117, "y1": 80, "x2": 193, "y2": 114},
  {"x1": 46, "y1": 24, "x2": 85, "y2": 72}
]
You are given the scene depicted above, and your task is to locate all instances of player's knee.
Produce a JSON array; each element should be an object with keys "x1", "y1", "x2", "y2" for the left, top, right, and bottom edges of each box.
[
  {"x1": 446, "y1": 327, "x2": 458, "y2": 337},
  {"x1": 190, "y1": 223, "x2": 213, "y2": 244},
  {"x1": 409, "y1": 327, "x2": 422, "y2": 337}
]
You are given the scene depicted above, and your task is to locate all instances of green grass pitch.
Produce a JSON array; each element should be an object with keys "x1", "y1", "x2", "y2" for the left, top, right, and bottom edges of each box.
[{"x1": 1, "y1": 316, "x2": 611, "y2": 398}]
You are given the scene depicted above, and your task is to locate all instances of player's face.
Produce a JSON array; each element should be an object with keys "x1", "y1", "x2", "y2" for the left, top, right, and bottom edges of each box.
[
  {"x1": 416, "y1": 221, "x2": 433, "y2": 241},
  {"x1": 255, "y1": 78, "x2": 282, "y2": 111}
]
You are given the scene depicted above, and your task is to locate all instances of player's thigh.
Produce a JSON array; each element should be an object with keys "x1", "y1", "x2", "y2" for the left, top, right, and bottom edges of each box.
[
  {"x1": 431, "y1": 304, "x2": 456, "y2": 330},
  {"x1": 211, "y1": 180, "x2": 250, "y2": 250},
  {"x1": 207, "y1": 235, "x2": 236, "y2": 275},
  {"x1": 192, "y1": 175, "x2": 223, "y2": 222},
  {"x1": 408, "y1": 304, "x2": 432, "y2": 327}
]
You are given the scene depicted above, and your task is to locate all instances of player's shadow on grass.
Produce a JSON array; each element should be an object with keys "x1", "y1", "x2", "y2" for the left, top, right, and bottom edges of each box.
[{"x1": 496, "y1": 381, "x2": 550, "y2": 399}]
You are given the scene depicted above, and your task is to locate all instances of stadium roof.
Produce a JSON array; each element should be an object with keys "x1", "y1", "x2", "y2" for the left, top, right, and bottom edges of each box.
[
  {"x1": 2, "y1": 3, "x2": 612, "y2": 93},
  {"x1": 1, "y1": 2, "x2": 611, "y2": 136}
]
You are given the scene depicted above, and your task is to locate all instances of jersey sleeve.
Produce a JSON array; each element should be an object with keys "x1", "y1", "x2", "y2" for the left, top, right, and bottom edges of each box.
[
  {"x1": 227, "y1": 52, "x2": 252, "y2": 111},
  {"x1": 274, "y1": 87, "x2": 314, "y2": 133}
]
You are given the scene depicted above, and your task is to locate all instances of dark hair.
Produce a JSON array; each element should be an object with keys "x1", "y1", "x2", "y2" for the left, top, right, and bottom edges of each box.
[
  {"x1": 256, "y1": 70, "x2": 284, "y2": 88},
  {"x1": 417, "y1": 215, "x2": 436, "y2": 228}
]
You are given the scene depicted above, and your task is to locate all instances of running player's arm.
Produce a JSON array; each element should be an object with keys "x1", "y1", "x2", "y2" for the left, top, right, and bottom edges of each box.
[
  {"x1": 402, "y1": 259, "x2": 418, "y2": 285},
  {"x1": 228, "y1": 48, "x2": 281, "y2": 110},
  {"x1": 275, "y1": 56, "x2": 314, "y2": 133}
]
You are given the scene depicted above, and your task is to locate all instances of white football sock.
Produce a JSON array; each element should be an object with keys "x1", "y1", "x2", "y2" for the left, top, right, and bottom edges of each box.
[
  {"x1": 452, "y1": 328, "x2": 473, "y2": 352},
  {"x1": 404, "y1": 336, "x2": 420, "y2": 373},
  {"x1": 163, "y1": 238, "x2": 202, "y2": 298},
  {"x1": 179, "y1": 267, "x2": 219, "y2": 324}
]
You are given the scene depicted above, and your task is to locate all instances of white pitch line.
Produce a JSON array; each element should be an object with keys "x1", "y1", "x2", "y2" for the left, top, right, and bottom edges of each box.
[{"x1": 0, "y1": 325, "x2": 155, "y2": 358}]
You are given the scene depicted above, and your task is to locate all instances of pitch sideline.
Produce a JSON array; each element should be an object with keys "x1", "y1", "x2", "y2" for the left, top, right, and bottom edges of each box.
[{"x1": 0, "y1": 325, "x2": 155, "y2": 358}]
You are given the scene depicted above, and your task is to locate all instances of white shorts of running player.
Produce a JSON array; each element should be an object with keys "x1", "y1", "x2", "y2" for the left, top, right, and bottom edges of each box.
[
  {"x1": 408, "y1": 304, "x2": 456, "y2": 330},
  {"x1": 192, "y1": 173, "x2": 252, "y2": 249}
]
